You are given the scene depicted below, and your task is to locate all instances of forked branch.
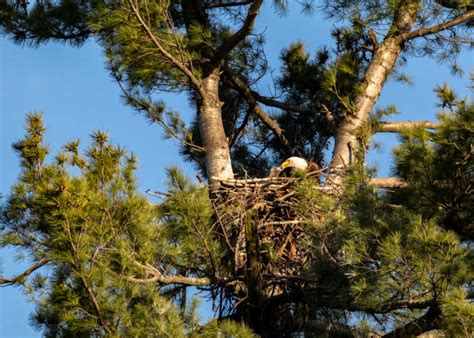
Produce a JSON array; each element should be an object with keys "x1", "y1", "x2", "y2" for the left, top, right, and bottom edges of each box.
[
  {"x1": 211, "y1": 0, "x2": 263, "y2": 65},
  {"x1": 223, "y1": 65, "x2": 293, "y2": 155}
]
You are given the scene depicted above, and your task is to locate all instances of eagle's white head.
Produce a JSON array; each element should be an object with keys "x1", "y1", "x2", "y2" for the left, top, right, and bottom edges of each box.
[{"x1": 280, "y1": 157, "x2": 308, "y2": 170}]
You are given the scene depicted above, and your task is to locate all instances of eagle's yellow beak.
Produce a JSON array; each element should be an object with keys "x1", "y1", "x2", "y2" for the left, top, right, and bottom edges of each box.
[{"x1": 281, "y1": 161, "x2": 290, "y2": 169}]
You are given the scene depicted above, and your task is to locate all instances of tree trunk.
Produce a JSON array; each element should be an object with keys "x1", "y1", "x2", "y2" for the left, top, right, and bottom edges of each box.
[
  {"x1": 330, "y1": 37, "x2": 403, "y2": 169},
  {"x1": 244, "y1": 211, "x2": 266, "y2": 336},
  {"x1": 199, "y1": 68, "x2": 234, "y2": 186},
  {"x1": 330, "y1": 1, "x2": 419, "y2": 171}
]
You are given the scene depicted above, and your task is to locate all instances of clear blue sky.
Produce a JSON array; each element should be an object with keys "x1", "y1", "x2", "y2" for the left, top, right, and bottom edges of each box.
[{"x1": 0, "y1": 3, "x2": 472, "y2": 336}]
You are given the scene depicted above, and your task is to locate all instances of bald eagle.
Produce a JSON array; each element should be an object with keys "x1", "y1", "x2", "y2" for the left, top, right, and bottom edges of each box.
[{"x1": 270, "y1": 157, "x2": 320, "y2": 177}]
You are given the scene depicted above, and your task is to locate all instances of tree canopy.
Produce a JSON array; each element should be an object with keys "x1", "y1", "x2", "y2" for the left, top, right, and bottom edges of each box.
[{"x1": 1, "y1": 0, "x2": 473, "y2": 337}]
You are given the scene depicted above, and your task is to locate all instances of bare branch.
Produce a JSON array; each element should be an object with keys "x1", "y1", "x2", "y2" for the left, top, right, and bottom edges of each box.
[
  {"x1": 125, "y1": 274, "x2": 212, "y2": 286},
  {"x1": 127, "y1": 0, "x2": 205, "y2": 97},
  {"x1": 0, "y1": 260, "x2": 49, "y2": 286},
  {"x1": 368, "y1": 28, "x2": 379, "y2": 50},
  {"x1": 341, "y1": 298, "x2": 436, "y2": 314},
  {"x1": 376, "y1": 121, "x2": 440, "y2": 133},
  {"x1": 369, "y1": 177, "x2": 409, "y2": 188},
  {"x1": 223, "y1": 65, "x2": 293, "y2": 155},
  {"x1": 400, "y1": 10, "x2": 474, "y2": 41},
  {"x1": 250, "y1": 91, "x2": 336, "y2": 126},
  {"x1": 204, "y1": 1, "x2": 252, "y2": 9},
  {"x1": 127, "y1": 261, "x2": 212, "y2": 286},
  {"x1": 211, "y1": 0, "x2": 263, "y2": 65},
  {"x1": 251, "y1": 91, "x2": 313, "y2": 115}
]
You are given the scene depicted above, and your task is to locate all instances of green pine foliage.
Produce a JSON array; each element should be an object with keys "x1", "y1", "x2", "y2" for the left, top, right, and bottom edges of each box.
[
  {"x1": 193, "y1": 320, "x2": 257, "y2": 338},
  {"x1": 1, "y1": 113, "x2": 250, "y2": 336},
  {"x1": 289, "y1": 95, "x2": 473, "y2": 335},
  {"x1": 157, "y1": 167, "x2": 228, "y2": 277},
  {"x1": 441, "y1": 287, "x2": 474, "y2": 337},
  {"x1": 1, "y1": 1, "x2": 473, "y2": 336},
  {"x1": 0, "y1": 0, "x2": 92, "y2": 45},
  {"x1": 2, "y1": 96, "x2": 473, "y2": 336},
  {"x1": 393, "y1": 89, "x2": 473, "y2": 239},
  {"x1": 2, "y1": 113, "x2": 184, "y2": 336}
]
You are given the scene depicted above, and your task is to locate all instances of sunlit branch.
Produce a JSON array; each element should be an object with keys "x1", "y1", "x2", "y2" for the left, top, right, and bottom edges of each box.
[
  {"x1": 0, "y1": 259, "x2": 49, "y2": 286},
  {"x1": 369, "y1": 177, "x2": 409, "y2": 188},
  {"x1": 126, "y1": 261, "x2": 214, "y2": 286},
  {"x1": 376, "y1": 121, "x2": 440, "y2": 133},
  {"x1": 400, "y1": 10, "x2": 474, "y2": 41}
]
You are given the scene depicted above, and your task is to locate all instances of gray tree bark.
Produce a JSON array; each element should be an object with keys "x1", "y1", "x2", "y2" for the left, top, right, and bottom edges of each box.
[
  {"x1": 199, "y1": 68, "x2": 234, "y2": 185},
  {"x1": 330, "y1": 1, "x2": 419, "y2": 171}
]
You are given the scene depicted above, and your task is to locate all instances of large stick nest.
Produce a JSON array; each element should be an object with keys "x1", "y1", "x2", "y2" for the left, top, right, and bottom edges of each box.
[{"x1": 212, "y1": 170, "x2": 340, "y2": 279}]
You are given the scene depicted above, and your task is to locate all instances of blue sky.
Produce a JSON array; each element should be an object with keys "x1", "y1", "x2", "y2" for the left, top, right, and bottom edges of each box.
[{"x1": 0, "y1": 3, "x2": 472, "y2": 337}]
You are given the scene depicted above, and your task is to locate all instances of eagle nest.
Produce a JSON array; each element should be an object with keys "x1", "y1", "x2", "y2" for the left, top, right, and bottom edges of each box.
[{"x1": 212, "y1": 169, "x2": 341, "y2": 279}]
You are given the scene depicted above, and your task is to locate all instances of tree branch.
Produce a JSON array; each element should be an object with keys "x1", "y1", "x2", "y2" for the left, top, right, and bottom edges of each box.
[
  {"x1": 249, "y1": 90, "x2": 336, "y2": 126},
  {"x1": 384, "y1": 306, "x2": 441, "y2": 338},
  {"x1": 79, "y1": 274, "x2": 114, "y2": 334},
  {"x1": 0, "y1": 259, "x2": 49, "y2": 286},
  {"x1": 400, "y1": 10, "x2": 474, "y2": 41},
  {"x1": 223, "y1": 65, "x2": 293, "y2": 155},
  {"x1": 211, "y1": 0, "x2": 263, "y2": 65},
  {"x1": 265, "y1": 291, "x2": 435, "y2": 314},
  {"x1": 125, "y1": 274, "x2": 212, "y2": 286},
  {"x1": 251, "y1": 91, "x2": 313, "y2": 115},
  {"x1": 369, "y1": 177, "x2": 409, "y2": 188},
  {"x1": 127, "y1": 0, "x2": 205, "y2": 97},
  {"x1": 376, "y1": 121, "x2": 440, "y2": 133},
  {"x1": 361, "y1": 298, "x2": 435, "y2": 314},
  {"x1": 127, "y1": 261, "x2": 212, "y2": 286},
  {"x1": 111, "y1": 69, "x2": 206, "y2": 153},
  {"x1": 204, "y1": 1, "x2": 253, "y2": 9}
]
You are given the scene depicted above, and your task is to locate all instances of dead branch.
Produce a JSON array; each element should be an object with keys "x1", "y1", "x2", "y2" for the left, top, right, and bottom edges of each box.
[
  {"x1": 204, "y1": 1, "x2": 253, "y2": 9},
  {"x1": 127, "y1": 261, "x2": 213, "y2": 286},
  {"x1": 369, "y1": 177, "x2": 409, "y2": 189},
  {"x1": 251, "y1": 91, "x2": 314, "y2": 115},
  {"x1": 376, "y1": 121, "x2": 440, "y2": 133}
]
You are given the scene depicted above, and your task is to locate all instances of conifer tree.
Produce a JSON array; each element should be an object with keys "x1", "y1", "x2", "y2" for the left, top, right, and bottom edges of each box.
[{"x1": 1, "y1": 0, "x2": 473, "y2": 336}]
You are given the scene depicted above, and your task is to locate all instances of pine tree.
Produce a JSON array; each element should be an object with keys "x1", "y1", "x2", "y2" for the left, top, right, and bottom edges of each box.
[{"x1": 1, "y1": 1, "x2": 473, "y2": 336}]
